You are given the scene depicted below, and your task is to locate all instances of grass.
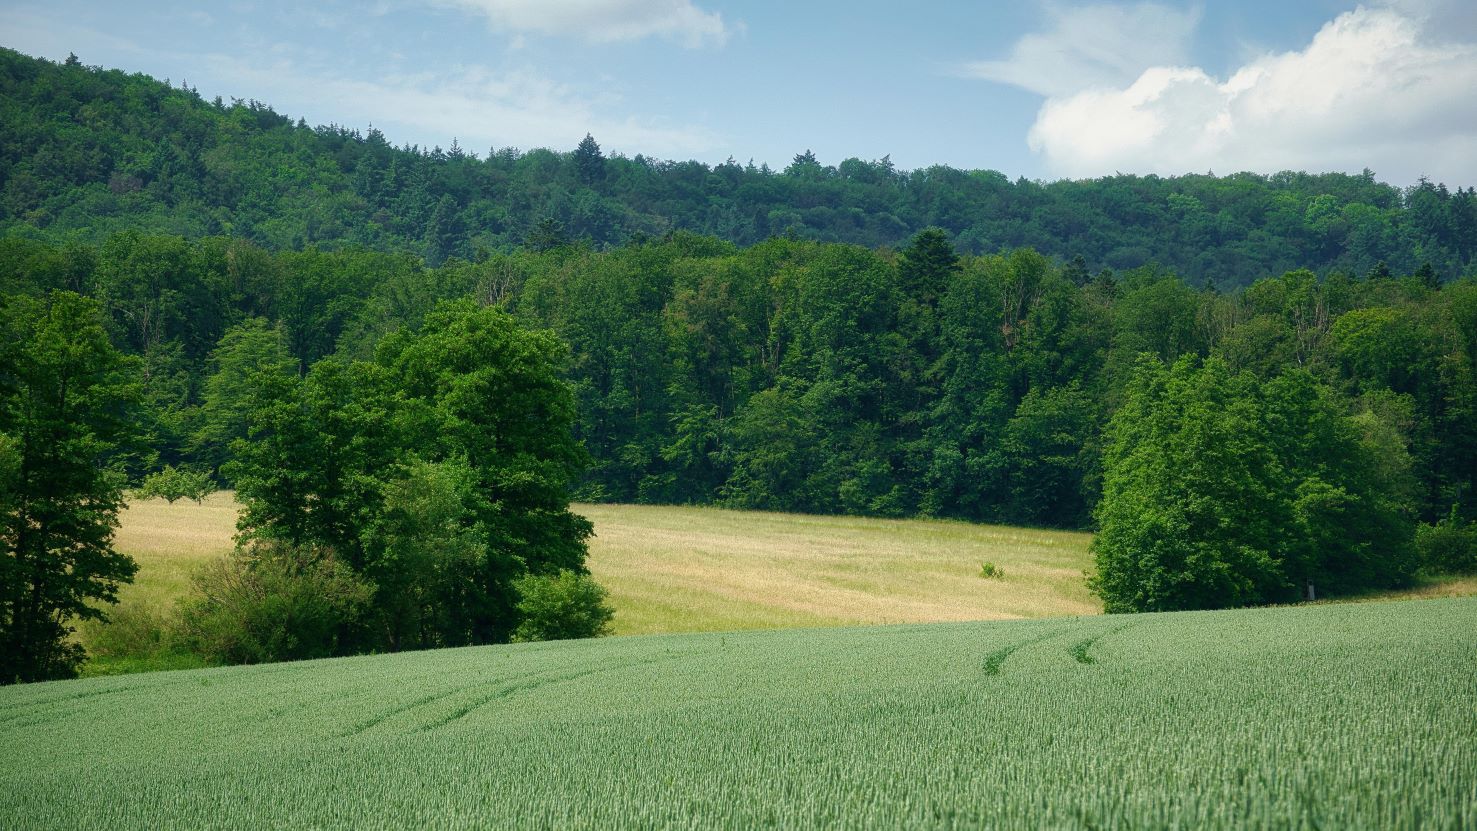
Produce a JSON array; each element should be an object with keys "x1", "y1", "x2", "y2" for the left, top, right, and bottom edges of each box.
[
  {"x1": 577, "y1": 502, "x2": 1098, "y2": 634},
  {"x1": 74, "y1": 493, "x2": 239, "y2": 675},
  {"x1": 85, "y1": 496, "x2": 1099, "y2": 655},
  {"x1": 84, "y1": 495, "x2": 1477, "y2": 670},
  {"x1": 8, "y1": 597, "x2": 1476, "y2": 828}
]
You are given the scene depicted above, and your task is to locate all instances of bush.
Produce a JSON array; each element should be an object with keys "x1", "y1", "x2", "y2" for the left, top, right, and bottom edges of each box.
[
  {"x1": 79, "y1": 602, "x2": 172, "y2": 659},
  {"x1": 175, "y1": 544, "x2": 373, "y2": 664},
  {"x1": 136, "y1": 465, "x2": 215, "y2": 504},
  {"x1": 979, "y1": 562, "x2": 1004, "y2": 579},
  {"x1": 76, "y1": 602, "x2": 209, "y2": 676},
  {"x1": 1415, "y1": 509, "x2": 1477, "y2": 575},
  {"x1": 511, "y1": 570, "x2": 614, "y2": 642}
]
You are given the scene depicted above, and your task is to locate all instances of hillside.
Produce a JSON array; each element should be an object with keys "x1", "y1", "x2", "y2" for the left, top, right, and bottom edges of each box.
[
  {"x1": 9, "y1": 597, "x2": 1476, "y2": 828},
  {"x1": 2, "y1": 47, "x2": 1474, "y2": 287}
]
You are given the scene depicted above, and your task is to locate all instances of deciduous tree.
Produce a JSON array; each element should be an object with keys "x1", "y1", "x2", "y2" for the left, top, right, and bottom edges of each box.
[{"x1": 0, "y1": 292, "x2": 141, "y2": 683}]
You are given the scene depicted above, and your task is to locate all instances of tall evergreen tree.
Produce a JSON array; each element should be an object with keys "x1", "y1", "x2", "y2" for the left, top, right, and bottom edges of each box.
[
  {"x1": 574, "y1": 134, "x2": 605, "y2": 185},
  {"x1": 897, "y1": 228, "x2": 959, "y2": 308}
]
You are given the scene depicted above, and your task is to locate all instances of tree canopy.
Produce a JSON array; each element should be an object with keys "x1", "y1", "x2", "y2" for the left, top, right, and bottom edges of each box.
[
  {"x1": 226, "y1": 300, "x2": 592, "y2": 651},
  {"x1": 1090, "y1": 357, "x2": 1417, "y2": 612},
  {"x1": 0, "y1": 292, "x2": 141, "y2": 682},
  {"x1": 2, "y1": 48, "x2": 1474, "y2": 290}
]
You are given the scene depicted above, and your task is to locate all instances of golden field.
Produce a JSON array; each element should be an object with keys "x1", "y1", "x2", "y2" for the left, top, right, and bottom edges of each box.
[{"x1": 82, "y1": 493, "x2": 1474, "y2": 663}]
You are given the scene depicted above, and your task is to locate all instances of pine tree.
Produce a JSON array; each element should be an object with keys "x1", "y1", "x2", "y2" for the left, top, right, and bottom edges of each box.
[
  {"x1": 898, "y1": 228, "x2": 960, "y2": 307},
  {"x1": 424, "y1": 194, "x2": 462, "y2": 266},
  {"x1": 574, "y1": 134, "x2": 605, "y2": 185}
]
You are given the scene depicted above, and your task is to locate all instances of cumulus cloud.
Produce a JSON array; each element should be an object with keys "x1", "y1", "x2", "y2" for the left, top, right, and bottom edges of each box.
[
  {"x1": 1011, "y1": 4, "x2": 1477, "y2": 183},
  {"x1": 959, "y1": 2, "x2": 1200, "y2": 97},
  {"x1": 428, "y1": 0, "x2": 731, "y2": 48}
]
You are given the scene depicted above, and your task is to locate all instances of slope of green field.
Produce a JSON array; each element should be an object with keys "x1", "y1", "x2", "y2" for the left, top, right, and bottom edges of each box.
[{"x1": 9, "y1": 597, "x2": 1475, "y2": 828}]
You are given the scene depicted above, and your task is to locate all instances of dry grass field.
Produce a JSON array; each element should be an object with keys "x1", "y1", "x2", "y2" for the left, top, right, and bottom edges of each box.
[
  {"x1": 579, "y1": 503, "x2": 1098, "y2": 634},
  {"x1": 86, "y1": 495, "x2": 1098, "y2": 646},
  {"x1": 84, "y1": 494, "x2": 1475, "y2": 663}
]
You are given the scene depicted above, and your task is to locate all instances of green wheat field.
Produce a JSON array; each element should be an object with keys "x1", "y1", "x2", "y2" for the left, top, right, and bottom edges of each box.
[{"x1": 7, "y1": 596, "x2": 1476, "y2": 829}]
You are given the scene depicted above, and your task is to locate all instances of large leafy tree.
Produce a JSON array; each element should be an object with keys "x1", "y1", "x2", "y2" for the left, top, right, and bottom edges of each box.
[
  {"x1": 1091, "y1": 356, "x2": 1288, "y2": 612},
  {"x1": 0, "y1": 292, "x2": 141, "y2": 683},
  {"x1": 1091, "y1": 356, "x2": 1417, "y2": 613},
  {"x1": 230, "y1": 299, "x2": 591, "y2": 648},
  {"x1": 191, "y1": 317, "x2": 296, "y2": 480}
]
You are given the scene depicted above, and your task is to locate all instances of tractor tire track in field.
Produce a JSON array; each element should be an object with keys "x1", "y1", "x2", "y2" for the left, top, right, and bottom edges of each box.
[
  {"x1": 0, "y1": 676, "x2": 189, "y2": 727},
  {"x1": 0, "y1": 658, "x2": 314, "y2": 728},
  {"x1": 337, "y1": 662, "x2": 572, "y2": 738},
  {"x1": 336, "y1": 647, "x2": 711, "y2": 738},
  {"x1": 0, "y1": 682, "x2": 151, "y2": 717},
  {"x1": 0, "y1": 660, "x2": 325, "y2": 730},
  {"x1": 337, "y1": 687, "x2": 470, "y2": 738},
  {"x1": 982, "y1": 629, "x2": 1064, "y2": 677},
  {"x1": 1068, "y1": 622, "x2": 1138, "y2": 665},
  {"x1": 417, "y1": 648, "x2": 709, "y2": 733},
  {"x1": 0, "y1": 692, "x2": 148, "y2": 730}
]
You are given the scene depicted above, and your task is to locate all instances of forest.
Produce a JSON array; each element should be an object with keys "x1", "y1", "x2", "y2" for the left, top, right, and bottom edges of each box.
[
  {"x1": 4, "y1": 228, "x2": 1475, "y2": 555},
  {"x1": 2, "y1": 48, "x2": 1476, "y2": 288},
  {"x1": 3, "y1": 48, "x2": 1477, "y2": 681}
]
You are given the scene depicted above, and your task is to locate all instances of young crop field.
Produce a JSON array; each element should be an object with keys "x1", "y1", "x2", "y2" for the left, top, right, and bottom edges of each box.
[{"x1": 9, "y1": 597, "x2": 1475, "y2": 828}]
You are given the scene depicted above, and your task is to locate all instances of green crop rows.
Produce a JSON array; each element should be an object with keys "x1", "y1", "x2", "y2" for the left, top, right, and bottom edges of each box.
[{"x1": 4, "y1": 597, "x2": 1475, "y2": 829}]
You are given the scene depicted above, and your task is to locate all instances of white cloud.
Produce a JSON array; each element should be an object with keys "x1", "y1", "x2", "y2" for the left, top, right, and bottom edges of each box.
[
  {"x1": 428, "y1": 0, "x2": 731, "y2": 48},
  {"x1": 199, "y1": 53, "x2": 720, "y2": 158},
  {"x1": 1019, "y1": 5, "x2": 1477, "y2": 183},
  {"x1": 0, "y1": 4, "x2": 721, "y2": 160},
  {"x1": 960, "y1": 2, "x2": 1201, "y2": 97}
]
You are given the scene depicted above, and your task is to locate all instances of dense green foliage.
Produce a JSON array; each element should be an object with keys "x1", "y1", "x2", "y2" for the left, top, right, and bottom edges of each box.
[
  {"x1": 4, "y1": 47, "x2": 1475, "y2": 619},
  {"x1": 2, "y1": 598, "x2": 1473, "y2": 827},
  {"x1": 133, "y1": 465, "x2": 213, "y2": 504},
  {"x1": 4, "y1": 229, "x2": 1476, "y2": 613},
  {"x1": 221, "y1": 300, "x2": 594, "y2": 657},
  {"x1": 3, "y1": 48, "x2": 1475, "y2": 288},
  {"x1": 510, "y1": 570, "x2": 615, "y2": 643},
  {"x1": 0, "y1": 292, "x2": 140, "y2": 683},
  {"x1": 1091, "y1": 358, "x2": 1418, "y2": 612},
  {"x1": 1415, "y1": 508, "x2": 1477, "y2": 575},
  {"x1": 174, "y1": 543, "x2": 373, "y2": 665}
]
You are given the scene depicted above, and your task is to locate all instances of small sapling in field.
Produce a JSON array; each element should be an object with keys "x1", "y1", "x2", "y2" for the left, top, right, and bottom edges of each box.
[{"x1": 979, "y1": 561, "x2": 1004, "y2": 579}]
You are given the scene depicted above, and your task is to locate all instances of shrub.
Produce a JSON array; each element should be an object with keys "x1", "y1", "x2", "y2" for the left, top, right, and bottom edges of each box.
[
  {"x1": 1415, "y1": 509, "x2": 1477, "y2": 575},
  {"x1": 979, "y1": 562, "x2": 1004, "y2": 579},
  {"x1": 175, "y1": 543, "x2": 373, "y2": 664},
  {"x1": 511, "y1": 570, "x2": 614, "y2": 642},
  {"x1": 136, "y1": 465, "x2": 215, "y2": 504},
  {"x1": 79, "y1": 602, "x2": 172, "y2": 659},
  {"x1": 76, "y1": 602, "x2": 209, "y2": 676}
]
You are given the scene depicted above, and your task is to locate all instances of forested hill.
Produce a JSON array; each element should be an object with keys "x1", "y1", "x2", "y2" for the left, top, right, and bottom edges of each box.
[{"x1": 3, "y1": 47, "x2": 1474, "y2": 288}]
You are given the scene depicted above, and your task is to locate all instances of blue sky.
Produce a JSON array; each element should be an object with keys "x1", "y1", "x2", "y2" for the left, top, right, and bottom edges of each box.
[{"x1": 3, "y1": 1, "x2": 1475, "y2": 185}]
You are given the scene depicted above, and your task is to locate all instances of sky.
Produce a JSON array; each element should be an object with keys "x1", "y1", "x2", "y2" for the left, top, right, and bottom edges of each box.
[{"x1": 3, "y1": 0, "x2": 1475, "y2": 185}]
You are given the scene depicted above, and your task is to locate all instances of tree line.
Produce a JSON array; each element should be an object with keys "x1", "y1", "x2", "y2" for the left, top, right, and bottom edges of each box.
[
  {"x1": 3, "y1": 226, "x2": 1475, "y2": 681},
  {"x1": 0, "y1": 289, "x2": 609, "y2": 683},
  {"x1": 3, "y1": 47, "x2": 1475, "y2": 288},
  {"x1": 9, "y1": 229, "x2": 1471, "y2": 520}
]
